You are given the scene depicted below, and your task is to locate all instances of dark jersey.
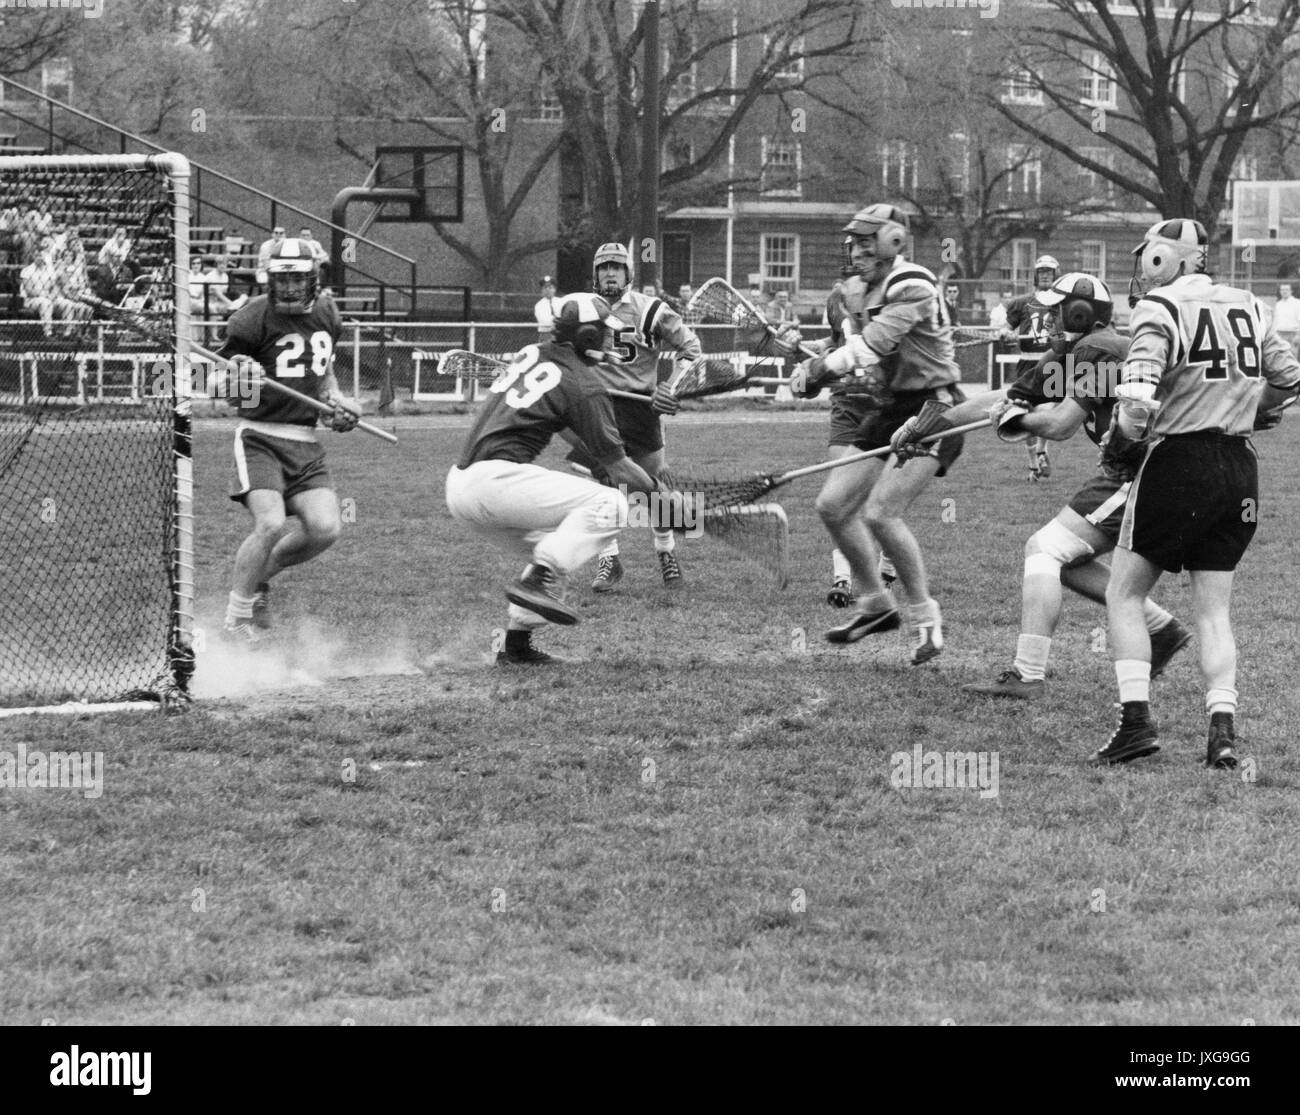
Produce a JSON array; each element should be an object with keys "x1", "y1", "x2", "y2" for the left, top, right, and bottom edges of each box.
[
  {"x1": 1006, "y1": 292, "x2": 1053, "y2": 362},
  {"x1": 456, "y1": 342, "x2": 627, "y2": 468},
  {"x1": 1007, "y1": 325, "x2": 1129, "y2": 447},
  {"x1": 218, "y1": 293, "x2": 342, "y2": 426}
]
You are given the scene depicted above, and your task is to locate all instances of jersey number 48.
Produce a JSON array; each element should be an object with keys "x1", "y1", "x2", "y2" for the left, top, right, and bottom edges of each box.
[{"x1": 1187, "y1": 307, "x2": 1260, "y2": 381}]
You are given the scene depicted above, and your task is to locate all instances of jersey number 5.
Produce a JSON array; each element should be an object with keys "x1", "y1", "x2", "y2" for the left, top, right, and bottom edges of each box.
[
  {"x1": 1188, "y1": 307, "x2": 1260, "y2": 380},
  {"x1": 491, "y1": 357, "x2": 562, "y2": 408},
  {"x1": 275, "y1": 331, "x2": 333, "y2": 378}
]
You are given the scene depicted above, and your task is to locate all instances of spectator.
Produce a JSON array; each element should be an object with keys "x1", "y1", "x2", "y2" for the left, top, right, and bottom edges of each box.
[
  {"x1": 21, "y1": 248, "x2": 83, "y2": 338},
  {"x1": 256, "y1": 226, "x2": 286, "y2": 284},
  {"x1": 640, "y1": 281, "x2": 661, "y2": 297},
  {"x1": 533, "y1": 274, "x2": 559, "y2": 337},
  {"x1": 748, "y1": 284, "x2": 764, "y2": 308},
  {"x1": 0, "y1": 209, "x2": 19, "y2": 312},
  {"x1": 944, "y1": 282, "x2": 962, "y2": 327},
  {"x1": 97, "y1": 227, "x2": 132, "y2": 286},
  {"x1": 988, "y1": 288, "x2": 1015, "y2": 332},
  {"x1": 52, "y1": 230, "x2": 93, "y2": 332},
  {"x1": 1273, "y1": 282, "x2": 1300, "y2": 359},
  {"x1": 297, "y1": 226, "x2": 330, "y2": 264},
  {"x1": 676, "y1": 282, "x2": 694, "y2": 312},
  {"x1": 766, "y1": 288, "x2": 798, "y2": 326},
  {"x1": 190, "y1": 255, "x2": 242, "y2": 345},
  {"x1": 17, "y1": 210, "x2": 53, "y2": 265}
]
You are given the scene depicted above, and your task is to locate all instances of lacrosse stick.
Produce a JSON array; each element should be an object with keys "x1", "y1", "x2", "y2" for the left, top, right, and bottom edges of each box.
[
  {"x1": 684, "y1": 278, "x2": 819, "y2": 361},
  {"x1": 697, "y1": 501, "x2": 791, "y2": 589},
  {"x1": 76, "y1": 295, "x2": 397, "y2": 444},
  {"x1": 661, "y1": 408, "x2": 993, "y2": 510},
  {"x1": 435, "y1": 348, "x2": 752, "y2": 403}
]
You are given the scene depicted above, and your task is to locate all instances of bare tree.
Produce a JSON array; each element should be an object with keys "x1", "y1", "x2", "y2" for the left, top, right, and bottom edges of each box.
[
  {"x1": 984, "y1": 0, "x2": 1300, "y2": 238},
  {"x1": 0, "y1": 9, "x2": 73, "y2": 79}
]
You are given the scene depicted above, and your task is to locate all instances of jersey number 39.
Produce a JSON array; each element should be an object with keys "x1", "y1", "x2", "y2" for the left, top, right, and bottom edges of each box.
[{"x1": 491, "y1": 357, "x2": 562, "y2": 408}]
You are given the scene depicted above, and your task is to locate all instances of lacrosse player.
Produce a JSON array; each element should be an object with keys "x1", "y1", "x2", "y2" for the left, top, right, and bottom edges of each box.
[
  {"x1": 1003, "y1": 254, "x2": 1060, "y2": 481},
  {"x1": 1094, "y1": 219, "x2": 1300, "y2": 767},
  {"x1": 218, "y1": 238, "x2": 361, "y2": 646},
  {"x1": 789, "y1": 204, "x2": 963, "y2": 665},
  {"x1": 890, "y1": 272, "x2": 1193, "y2": 699},
  {"x1": 571, "y1": 242, "x2": 702, "y2": 592},
  {"x1": 446, "y1": 293, "x2": 663, "y2": 665}
]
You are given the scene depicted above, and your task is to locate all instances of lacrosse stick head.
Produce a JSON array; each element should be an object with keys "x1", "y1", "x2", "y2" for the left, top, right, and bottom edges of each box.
[{"x1": 669, "y1": 356, "x2": 748, "y2": 399}]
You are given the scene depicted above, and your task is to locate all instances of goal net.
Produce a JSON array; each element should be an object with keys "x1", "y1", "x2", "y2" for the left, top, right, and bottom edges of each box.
[{"x1": 0, "y1": 154, "x2": 194, "y2": 713}]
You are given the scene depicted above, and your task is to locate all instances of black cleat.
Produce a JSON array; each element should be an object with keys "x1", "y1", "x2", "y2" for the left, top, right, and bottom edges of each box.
[
  {"x1": 658, "y1": 550, "x2": 683, "y2": 589},
  {"x1": 1091, "y1": 719, "x2": 1160, "y2": 766},
  {"x1": 962, "y1": 668, "x2": 1045, "y2": 700},
  {"x1": 1206, "y1": 720, "x2": 1239, "y2": 770},
  {"x1": 506, "y1": 563, "x2": 579, "y2": 625},
  {"x1": 1149, "y1": 619, "x2": 1192, "y2": 679},
  {"x1": 825, "y1": 606, "x2": 902, "y2": 644},
  {"x1": 591, "y1": 554, "x2": 624, "y2": 593},
  {"x1": 497, "y1": 637, "x2": 567, "y2": 665},
  {"x1": 827, "y1": 578, "x2": 852, "y2": 608}
]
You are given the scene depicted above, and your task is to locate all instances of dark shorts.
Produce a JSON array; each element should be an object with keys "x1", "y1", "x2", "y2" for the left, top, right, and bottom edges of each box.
[
  {"x1": 1119, "y1": 432, "x2": 1258, "y2": 572},
  {"x1": 566, "y1": 393, "x2": 664, "y2": 475},
  {"x1": 828, "y1": 392, "x2": 881, "y2": 447},
  {"x1": 230, "y1": 427, "x2": 332, "y2": 504},
  {"x1": 1067, "y1": 473, "x2": 1132, "y2": 545},
  {"x1": 851, "y1": 384, "x2": 967, "y2": 478}
]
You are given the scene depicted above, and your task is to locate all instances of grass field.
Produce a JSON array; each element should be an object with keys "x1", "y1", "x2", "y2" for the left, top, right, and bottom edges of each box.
[{"x1": 3, "y1": 404, "x2": 1299, "y2": 1025}]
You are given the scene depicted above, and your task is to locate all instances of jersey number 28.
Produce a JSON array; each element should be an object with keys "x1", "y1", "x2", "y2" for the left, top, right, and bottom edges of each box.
[{"x1": 275, "y1": 331, "x2": 333, "y2": 378}]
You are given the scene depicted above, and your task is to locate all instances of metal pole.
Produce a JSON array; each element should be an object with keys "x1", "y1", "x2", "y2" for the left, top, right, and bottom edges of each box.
[{"x1": 640, "y1": 0, "x2": 660, "y2": 290}]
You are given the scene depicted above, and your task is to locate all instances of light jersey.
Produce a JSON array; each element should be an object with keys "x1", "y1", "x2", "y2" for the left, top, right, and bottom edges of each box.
[
  {"x1": 599, "y1": 288, "x2": 703, "y2": 395},
  {"x1": 825, "y1": 257, "x2": 959, "y2": 393},
  {"x1": 456, "y1": 342, "x2": 627, "y2": 469},
  {"x1": 1125, "y1": 274, "x2": 1300, "y2": 438},
  {"x1": 218, "y1": 293, "x2": 342, "y2": 426}
]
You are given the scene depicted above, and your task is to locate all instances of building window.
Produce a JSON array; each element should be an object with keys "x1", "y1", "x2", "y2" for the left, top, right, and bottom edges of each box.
[
  {"x1": 881, "y1": 140, "x2": 918, "y2": 192},
  {"x1": 764, "y1": 34, "x2": 806, "y2": 83},
  {"x1": 1077, "y1": 146, "x2": 1116, "y2": 202},
  {"x1": 662, "y1": 232, "x2": 693, "y2": 293},
  {"x1": 761, "y1": 233, "x2": 800, "y2": 293},
  {"x1": 1080, "y1": 241, "x2": 1107, "y2": 281},
  {"x1": 1007, "y1": 145, "x2": 1041, "y2": 201},
  {"x1": 1079, "y1": 51, "x2": 1117, "y2": 108},
  {"x1": 1001, "y1": 239, "x2": 1038, "y2": 286},
  {"x1": 1228, "y1": 152, "x2": 1259, "y2": 203},
  {"x1": 664, "y1": 137, "x2": 695, "y2": 173},
  {"x1": 1003, "y1": 69, "x2": 1043, "y2": 105},
  {"x1": 531, "y1": 78, "x2": 563, "y2": 122},
  {"x1": 41, "y1": 59, "x2": 73, "y2": 104},
  {"x1": 761, "y1": 137, "x2": 802, "y2": 198},
  {"x1": 668, "y1": 30, "x2": 698, "y2": 106}
]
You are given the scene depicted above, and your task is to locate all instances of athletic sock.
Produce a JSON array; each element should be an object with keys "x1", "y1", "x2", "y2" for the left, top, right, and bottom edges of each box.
[
  {"x1": 1206, "y1": 687, "x2": 1238, "y2": 717},
  {"x1": 1143, "y1": 601, "x2": 1174, "y2": 633},
  {"x1": 1115, "y1": 659, "x2": 1151, "y2": 706},
  {"x1": 831, "y1": 549, "x2": 851, "y2": 582},
  {"x1": 652, "y1": 530, "x2": 674, "y2": 553},
  {"x1": 906, "y1": 598, "x2": 941, "y2": 628},
  {"x1": 1013, "y1": 634, "x2": 1052, "y2": 682},
  {"x1": 598, "y1": 541, "x2": 619, "y2": 560},
  {"x1": 225, "y1": 592, "x2": 256, "y2": 625}
]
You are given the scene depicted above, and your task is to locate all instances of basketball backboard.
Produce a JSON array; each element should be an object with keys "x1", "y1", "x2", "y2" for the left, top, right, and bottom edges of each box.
[{"x1": 1233, "y1": 180, "x2": 1300, "y2": 247}]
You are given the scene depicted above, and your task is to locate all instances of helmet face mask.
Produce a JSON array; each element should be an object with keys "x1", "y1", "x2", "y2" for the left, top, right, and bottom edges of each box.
[
  {"x1": 1128, "y1": 218, "x2": 1208, "y2": 306},
  {"x1": 841, "y1": 204, "x2": 908, "y2": 282},
  {"x1": 265, "y1": 238, "x2": 319, "y2": 314},
  {"x1": 592, "y1": 242, "x2": 633, "y2": 300},
  {"x1": 1032, "y1": 255, "x2": 1060, "y2": 291}
]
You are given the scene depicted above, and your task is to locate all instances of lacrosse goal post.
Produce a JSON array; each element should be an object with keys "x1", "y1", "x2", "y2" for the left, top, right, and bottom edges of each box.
[{"x1": 0, "y1": 153, "x2": 194, "y2": 716}]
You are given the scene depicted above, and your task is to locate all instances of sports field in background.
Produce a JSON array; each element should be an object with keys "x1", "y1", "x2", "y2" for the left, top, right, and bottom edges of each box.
[{"x1": 2, "y1": 409, "x2": 1298, "y2": 1025}]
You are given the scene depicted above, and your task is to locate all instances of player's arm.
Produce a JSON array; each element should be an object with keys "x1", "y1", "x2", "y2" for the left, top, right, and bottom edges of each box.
[{"x1": 1253, "y1": 304, "x2": 1300, "y2": 428}]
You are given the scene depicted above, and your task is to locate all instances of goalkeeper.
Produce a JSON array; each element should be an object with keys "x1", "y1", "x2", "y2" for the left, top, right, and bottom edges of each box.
[
  {"x1": 890, "y1": 273, "x2": 1193, "y2": 699},
  {"x1": 789, "y1": 204, "x2": 963, "y2": 665}
]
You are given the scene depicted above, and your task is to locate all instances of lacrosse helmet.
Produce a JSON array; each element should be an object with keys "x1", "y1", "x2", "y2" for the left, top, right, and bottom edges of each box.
[
  {"x1": 265, "y1": 237, "x2": 319, "y2": 315},
  {"x1": 592, "y1": 242, "x2": 633, "y2": 300},
  {"x1": 1035, "y1": 272, "x2": 1114, "y2": 335},
  {"x1": 1129, "y1": 218, "x2": 1208, "y2": 306},
  {"x1": 552, "y1": 293, "x2": 615, "y2": 358},
  {"x1": 1033, "y1": 254, "x2": 1060, "y2": 290},
  {"x1": 842, "y1": 204, "x2": 909, "y2": 282}
]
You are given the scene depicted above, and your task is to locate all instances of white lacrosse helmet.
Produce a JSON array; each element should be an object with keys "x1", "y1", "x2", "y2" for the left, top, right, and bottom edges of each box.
[
  {"x1": 592, "y1": 242, "x2": 633, "y2": 300},
  {"x1": 1129, "y1": 218, "x2": 1208, "y2": 305},
  {"x1": 1032, "y1": 254, "x2": 1060, "y2": 289}
]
